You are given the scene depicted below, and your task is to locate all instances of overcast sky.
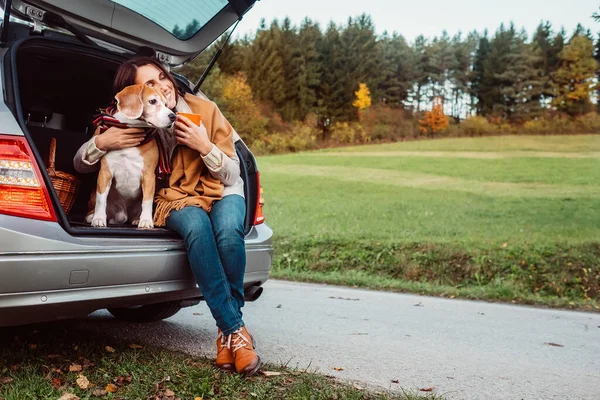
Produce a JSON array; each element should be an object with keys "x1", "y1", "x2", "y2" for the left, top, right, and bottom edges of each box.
[{"x1": 235, "y1": 0, "x2": 599, "y2": 42}]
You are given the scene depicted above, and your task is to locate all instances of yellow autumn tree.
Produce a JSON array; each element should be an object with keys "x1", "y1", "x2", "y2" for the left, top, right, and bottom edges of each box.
[
  {"x1": 419, "y1": 98, "x2": 448, "y2": 137},
  {"x1": 353, "y1": 83, "x2": 372, "y2": 109},
  {"x1": 221, "y1": 72, "x2": 267, "y2": 141}
]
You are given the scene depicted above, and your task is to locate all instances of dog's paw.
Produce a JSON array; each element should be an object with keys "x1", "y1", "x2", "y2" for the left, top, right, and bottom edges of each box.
[
  {"x1": 130, "y1": 219, "x2": 139, "y2": 226},
  {"x1": 91, "y1": 217, "x2": 107, "y2": 227},
  {"x1": 85, "y1": 213, "x2": 94, "y2": 223},
  {"x1": 137, "y1": 219, "x2": 154, "y2": 229}
]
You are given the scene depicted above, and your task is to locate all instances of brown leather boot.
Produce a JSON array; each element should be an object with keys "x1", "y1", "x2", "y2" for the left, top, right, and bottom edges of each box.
[
  {"x1": 230, "y1": 326, "x2": 261, "y2": 376},
  {"x1": 215, "y1": 330, "x2": 235, "y2": 372}
]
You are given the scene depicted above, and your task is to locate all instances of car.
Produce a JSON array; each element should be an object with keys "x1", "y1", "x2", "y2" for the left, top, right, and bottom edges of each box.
[{"x1": 0, "y1": 0, "x2": 273, "y2": 327}]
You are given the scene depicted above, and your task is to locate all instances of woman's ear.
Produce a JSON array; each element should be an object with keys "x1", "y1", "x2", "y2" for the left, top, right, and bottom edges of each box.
[{"x1": 115, "y1": 84, "x2": 144, "y2": 120}]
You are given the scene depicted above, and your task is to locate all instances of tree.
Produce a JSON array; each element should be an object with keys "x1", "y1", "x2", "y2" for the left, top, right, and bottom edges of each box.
[
  {"x1": 419, "y1": 98, "x2": 448, "y2": 136},
  {"x1": 378, "y1": 32, "x2": 414, "y2": 107},
  {"x1": 496, "y1": 38, "x2": 545, "y2": 121},
  {"x1": 427, "y1": 31, "x2": 457, "y2": 103},
  {"x1": 245, "y1": 21, "x2": 286, "y2": 109},
  {"x1": 220, "y1": 72, "x2": 266, "y2": 141},
  {"x1": 353, "y1": 83, "x2": 372, "y2": 113},
  {"x1": 482, "y1": 23, "x2": 520, "y2": 117},
  {"x1": 471, "y1": 31, "x2": 492, "y2": 116},
  {"x1": 409, "y1": 35, "x2": 430, "y2": 112},
  {"x1": 551, "y1": 35, "x2": 599, "y2": 116},
  {"x1": 451, "y1": 31, "x2": 478, "y2": 118},
  {"x1": 172, "y1": 19, "x2": 200, "y2": 39},
  {"x1": 298, "y1": 18, "x2": 323, "y2": 119}
]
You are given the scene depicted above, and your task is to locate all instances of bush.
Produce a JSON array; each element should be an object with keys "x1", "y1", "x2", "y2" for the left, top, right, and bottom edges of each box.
[
  {"x1": 329, "y1": 121, "x2": 370, "y2": 145},
  {"x1": 459, "y1": 116, "x2": 494, "y2": 136},
  {"x1": 576, "y1": 112, "x2": 600, "y2": 133},
  {"x1": 361, "y1": 106, "x2": 417, "y2": 141}
]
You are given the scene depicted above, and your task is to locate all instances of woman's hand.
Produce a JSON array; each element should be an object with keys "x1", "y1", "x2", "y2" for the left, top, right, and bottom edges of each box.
[
  {"x1": 174, "y1": 115, "x2": 213, "y2": 156},
  {"x1": 95, "y1": 126, "x2": 146, "y2": 151}
]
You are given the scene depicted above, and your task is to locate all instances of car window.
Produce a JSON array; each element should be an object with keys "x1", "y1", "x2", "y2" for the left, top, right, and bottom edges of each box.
[{"x1": 112, "y1": 0, "x2": 229, "y2": 40}]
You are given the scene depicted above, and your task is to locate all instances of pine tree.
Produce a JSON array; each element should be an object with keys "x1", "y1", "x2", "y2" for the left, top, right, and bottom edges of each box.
[
  {"x1": 317, "y1": 22, "x2": 345, "y2": 127},
  {"x1": 496, "y1": 37, "x2": 545, "y2": 122},
  {"x1": 451, "y1": 31, "x2": 478, "y2": 118},
  {"x1": 378, "y1": 32, "x2": 414, "y2": 107},
  {"x1": 244, "y1": 21, "x2": 287, "y2": 110},
  {"x1": 427, "y1": 31, "x2": 457, "y2": 103},
  {"x1": 485, "y1": 23, "x2": 519, "y2": 117},
  {"x1": 410, "y1": 35, "x2": 430, "y2": 112},
  {"x1": 551, "y1": 35, "x2": 599, "y2": 116},
  {"x1": 278, "y1": 17, "x2": 305, "y2": 121},
  {"x1": 471, "y1": 31, "x2": 493, "y2": 115},
  {"x1": 298, "y1": 18, "x2": 323, "y2": 119}
]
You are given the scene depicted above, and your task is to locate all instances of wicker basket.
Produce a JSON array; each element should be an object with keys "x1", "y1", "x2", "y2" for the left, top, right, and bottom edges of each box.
[{"x1": 47, "y1": 137, "x2": 79, "y2": 214}]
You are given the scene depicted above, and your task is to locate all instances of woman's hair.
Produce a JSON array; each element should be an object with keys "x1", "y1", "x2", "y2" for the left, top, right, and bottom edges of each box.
[{"x1": 113, "y1": 56, "x2": 182, "y2": 98}]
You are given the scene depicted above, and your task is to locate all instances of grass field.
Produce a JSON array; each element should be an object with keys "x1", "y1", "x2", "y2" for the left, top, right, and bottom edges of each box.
[{"x1": 257, "y1": 135, "x2": 600, "y2": 309}]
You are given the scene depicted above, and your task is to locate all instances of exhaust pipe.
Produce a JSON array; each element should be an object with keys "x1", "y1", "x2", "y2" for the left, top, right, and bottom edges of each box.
[{"x1": 244, "y1": 285, "x2": 263, "y2": 302}]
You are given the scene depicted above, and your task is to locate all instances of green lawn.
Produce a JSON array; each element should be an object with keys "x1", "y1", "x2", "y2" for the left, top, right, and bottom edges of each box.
[{"x1": 257, "y1": 135, "x2": 600, "y2": 309}]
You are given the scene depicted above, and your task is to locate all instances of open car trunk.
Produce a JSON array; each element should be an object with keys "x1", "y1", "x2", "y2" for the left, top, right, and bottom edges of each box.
[{"x1": 4, "y1": 36, "x2": 259, "y2": 236}]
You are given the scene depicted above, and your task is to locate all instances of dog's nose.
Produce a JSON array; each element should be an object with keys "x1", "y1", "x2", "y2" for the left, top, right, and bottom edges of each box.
[{"x1": 169, "y1": 113, "x2": 176, "y2": 122}]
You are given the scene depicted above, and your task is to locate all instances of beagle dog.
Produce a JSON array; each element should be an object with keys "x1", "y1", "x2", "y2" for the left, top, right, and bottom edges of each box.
[{"x1": 88, "y1": 84, "x2": 175, "y2": 229}]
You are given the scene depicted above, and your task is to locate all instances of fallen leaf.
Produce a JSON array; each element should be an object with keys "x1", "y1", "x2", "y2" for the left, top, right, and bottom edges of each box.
[
  {"x1": 391, "y1": 379, "x2": 399, "y2": 384},
  {"x1": 0, "y1": 377, "x2": 14, "y2": 384},
  {"x1": 502, "y1": 242, "x2": 508, "y2": 248},
  {"x1": 113, "y1": 375, "x2": 133, "y2": 386},
  {"x1": 194, "y1": 397, "x2": 203, "y2": 400},
  {"x1": 164, "y1": 388, "x2": 175, "y2": 396},
  {"x1": 275, "y1": 304, "x2": 282, "y2": 309},
  {"x1": 76, "y1": 375, "x2": 89, "y2": 390},
  {"x1": 449, "y1": 295, "x2": 455, "y2": 299},
  {"x1": 56, "y1": 393, "x2": 80, "y2": 400},
  {"x1": 544, "y1": 342, "x2": 564, "y2": 347},
  {"x1": 192, "y1": 313, "x2": 203, "y2": 316},
  {"x1": 420, "y1": 387, "x2": 435, "y2": 392},
  {"x1": 260, "y1": 371, "x2": 283, "y2": 377},
  {"x1": 413, "y1": 302, "x2": 423, "y2": 307},
  {"x1": 105, "y1": 383, "x2": 118, "y2": 393},
  {"x1": 92, "y1": 389, "x2": 107, "y2": 397},
  {"x1": 128, "y1": 344, "x2": 144, "y2": 349},
  {"x1": 104, "y1": 346, "x2": 116, "y2": 353},
  {"x1": 29, "y1": 344, "x2": 37, "y2": 350},
  {"x1": 333, "y1": 367, "x2": 344, "y2": 371},
  {"x1": 52, "y1": 378, "x2": 63, "y2": 389},
  {"x1": 353, "y1": 383, "x2": 364, "y2": 390},
  {"x1": 69, "y1": 364, "x2": 83, "y2": 373}
]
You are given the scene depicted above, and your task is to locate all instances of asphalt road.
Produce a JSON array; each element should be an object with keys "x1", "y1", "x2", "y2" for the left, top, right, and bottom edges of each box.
[{"x1": 76, "y1": 280, "x2": 600, "y2": 400}]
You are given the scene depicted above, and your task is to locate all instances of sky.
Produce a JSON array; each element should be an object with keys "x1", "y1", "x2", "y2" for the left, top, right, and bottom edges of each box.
[{"x1": 235, "y1": 0, "x2": 600, "y2": 42}]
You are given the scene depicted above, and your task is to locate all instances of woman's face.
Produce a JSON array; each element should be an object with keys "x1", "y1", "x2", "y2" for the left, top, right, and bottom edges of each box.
[{"x1": 135, "y1": 64, "x2": 177, "y2": 109}]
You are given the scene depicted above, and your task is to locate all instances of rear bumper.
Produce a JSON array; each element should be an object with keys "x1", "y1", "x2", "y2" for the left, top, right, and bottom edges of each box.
[{"x1": 0, "y1": 214, "x2": 273, "y2": 327}]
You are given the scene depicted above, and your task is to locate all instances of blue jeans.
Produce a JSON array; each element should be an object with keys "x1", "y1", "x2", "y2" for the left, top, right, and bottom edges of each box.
[{"x1": 166, "y1": 195, "x2": 246, "y2": 335}]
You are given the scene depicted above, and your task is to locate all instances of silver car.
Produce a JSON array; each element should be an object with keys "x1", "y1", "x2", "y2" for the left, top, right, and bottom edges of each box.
[{"x1": 0, "y1": 0, "x2": 273, "y2": 327}]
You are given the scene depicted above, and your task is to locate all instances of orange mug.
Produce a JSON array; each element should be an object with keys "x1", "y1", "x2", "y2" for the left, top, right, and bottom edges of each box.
[{"x1": 176, "y1": 112, "x2": 202, "y2": 126}]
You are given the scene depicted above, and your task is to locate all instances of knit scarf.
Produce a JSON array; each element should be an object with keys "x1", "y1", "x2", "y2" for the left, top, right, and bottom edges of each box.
[
  {"x1": 93, "y1": 105, "x2": 171, "y2": 178},
  {"x1": 153, "y1": 93, "x2": 235, "y2": 227}
]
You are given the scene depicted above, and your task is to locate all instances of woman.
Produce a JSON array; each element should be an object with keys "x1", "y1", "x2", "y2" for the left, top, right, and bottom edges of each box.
[{"x1": 73, "y1": 56, "x2": 260, "y2": 376}]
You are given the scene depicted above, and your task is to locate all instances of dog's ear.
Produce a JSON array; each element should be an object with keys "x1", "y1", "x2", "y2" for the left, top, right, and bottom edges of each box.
[{"x1": 115, "y1": 85, "x2": 144, "y2": 120}]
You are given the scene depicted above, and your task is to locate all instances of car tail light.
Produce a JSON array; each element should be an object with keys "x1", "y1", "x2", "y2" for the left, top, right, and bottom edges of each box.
[
  {"x1": 253, "y1": 171, "x2": 265, "y2": 225},
  {"x1": 0, "y1": 135, "x2": 56, "y2": 221}
]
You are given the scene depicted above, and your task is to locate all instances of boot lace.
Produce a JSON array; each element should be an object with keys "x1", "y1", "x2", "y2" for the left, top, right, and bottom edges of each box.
[{"x1": 226, "y1": 328, "x2": 252, "y2": 353}]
